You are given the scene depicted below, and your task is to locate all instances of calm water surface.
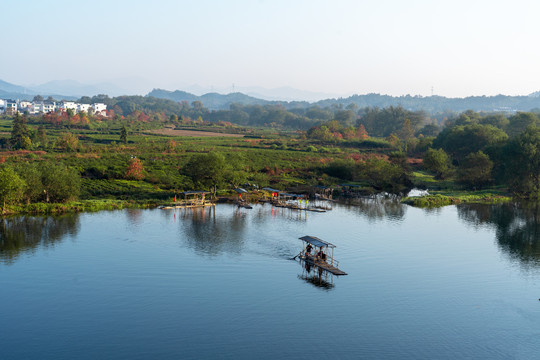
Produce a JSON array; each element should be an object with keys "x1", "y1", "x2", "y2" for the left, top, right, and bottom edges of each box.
[{"x1": 1, "y1": 201, "x2": 539, "y2": 359}]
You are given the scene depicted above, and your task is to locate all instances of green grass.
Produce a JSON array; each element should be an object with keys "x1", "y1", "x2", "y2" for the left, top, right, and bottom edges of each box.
[{"x1": 1, "y1": 199, "x2": 158, "y2": 215}]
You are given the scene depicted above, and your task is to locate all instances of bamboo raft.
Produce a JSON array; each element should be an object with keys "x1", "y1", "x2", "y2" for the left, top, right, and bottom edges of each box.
[
  {"x1": 299, "y1": 255, "x2": 347, "y2": 275},
  {"x1": 296, "y1": 236, "x2": 347, "y2": 276}
]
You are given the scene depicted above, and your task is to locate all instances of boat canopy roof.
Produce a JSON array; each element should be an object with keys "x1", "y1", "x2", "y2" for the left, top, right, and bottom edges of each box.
[
  {"x1": 234, "y1": 188, "x2": 248, "y2": 193},
  {"x1": 299, "y1": 235, "x2": 336, "y2": 248}
]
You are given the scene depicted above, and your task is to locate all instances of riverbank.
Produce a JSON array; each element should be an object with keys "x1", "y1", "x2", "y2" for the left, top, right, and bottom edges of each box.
[{"x1": 0, "y1": 199, "x2": 160, "y2": 216}]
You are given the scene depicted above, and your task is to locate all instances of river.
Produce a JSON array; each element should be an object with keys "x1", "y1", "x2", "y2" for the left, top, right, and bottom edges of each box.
[{"x1": 1, "y1": 200, "x2": 539, "y2": 359}]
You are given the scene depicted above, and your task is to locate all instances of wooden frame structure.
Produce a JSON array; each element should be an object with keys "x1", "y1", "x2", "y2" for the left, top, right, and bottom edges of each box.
[{"x1": 161, "y1": 191, "x2": 215, "y2": 209}]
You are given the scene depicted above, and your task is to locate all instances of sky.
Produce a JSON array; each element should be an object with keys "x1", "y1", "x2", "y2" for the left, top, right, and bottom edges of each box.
[{"x1": 2, "y1": 0, "x2": 540, "y2": 98}]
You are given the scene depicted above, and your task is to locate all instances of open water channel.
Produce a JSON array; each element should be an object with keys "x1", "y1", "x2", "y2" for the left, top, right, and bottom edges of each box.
[{"x1": 1, "y1": 200, "x2": 539, "y2": 359}]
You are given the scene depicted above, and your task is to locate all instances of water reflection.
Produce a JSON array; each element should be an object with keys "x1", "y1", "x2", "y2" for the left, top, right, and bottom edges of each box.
[
  {"x1": 0, "y1": 215, "x2": 80, "y2": 264},
  {"x1": 458, "y1": 202, "x2": 540, "y2": 267},
  {"x1": 178, "y1": 206, "x2": 248, "y2": 256},
  {"x1": 298, "y1": 260, "x2": 335, "y2": 290},
  {"x1": 340, "y1": 197, "x2": 406, "y2": 222}
]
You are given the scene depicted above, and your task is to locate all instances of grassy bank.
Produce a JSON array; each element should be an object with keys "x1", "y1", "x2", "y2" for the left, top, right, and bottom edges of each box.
[
  {"x1": 402, "y1": 192, "x2": 512, "y2": 207},
  {"x1": 0, "y1": 199, "x2": 161, "y2": 216}
]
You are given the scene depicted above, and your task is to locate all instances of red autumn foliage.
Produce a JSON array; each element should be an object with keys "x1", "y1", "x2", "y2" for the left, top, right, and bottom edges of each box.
[{"x1": 125, "y1": 158, "x2": 145, "y2": 180}]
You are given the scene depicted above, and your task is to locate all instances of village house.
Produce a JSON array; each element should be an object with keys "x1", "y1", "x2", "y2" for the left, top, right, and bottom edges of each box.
[{"x1": 0, "y1": 98, "x2": 107, "y2": 115}]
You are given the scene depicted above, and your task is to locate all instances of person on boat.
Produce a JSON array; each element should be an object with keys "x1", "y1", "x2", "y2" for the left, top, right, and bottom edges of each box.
[
  {"x1": 316, "y1": 248, "x2": 326, "y2": 262},
  {"x1": 306, "y1": 243, "x2": 313, "y2": 255}
]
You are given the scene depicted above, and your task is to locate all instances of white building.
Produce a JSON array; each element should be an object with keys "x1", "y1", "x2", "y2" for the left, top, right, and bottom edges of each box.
[
  {"x1": 77, "y1": 103, "x2": 91, "y2": 113},
  {"x1": 19, "y1": 100, "x2": 32, "y2": 110},
  {"x1": 43, "y1": 102, "x2": 56, "y2": 113},
  {"x1": 59, "y1": 101, "x2": 78, "y2": 111},
  {"x1": 31, "y1": 102, "x2": 44, "y2": 114},
  {"x1": 5, "y1": 100, "x2": 17, "y2": 114},
  {"x1": 92, "y1": 103, "x2": 107, "y2": 115},
  {"x1": 0, "y1": 99, "x2": 5, "y2": 113}
]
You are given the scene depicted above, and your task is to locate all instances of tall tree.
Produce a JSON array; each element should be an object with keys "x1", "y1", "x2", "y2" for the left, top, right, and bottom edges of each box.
[
  {"x1": 9, "y1": 113, "x2": 31, "y2": 150},
  {"x1": 500, "y1": 126, "x2": 540, "y2": 198},
  {"x1": 457, "y1": 151, "x2": 493, "y2": 189},
  {"x1": 0, "y1": 165, "x2": 25, "y2": 213},
  {"x1": 423, "y1": 148, "x2": 453, "y2": 179},
  {"x1": 120, "y1": 125, "x2": 128, "y2": 144},
  {"x1": 506, "y1": 112, "x2": 539, "y2": 138},
  {"x1": 183, "y1": 152, "x2": 230, "y2": 196}
]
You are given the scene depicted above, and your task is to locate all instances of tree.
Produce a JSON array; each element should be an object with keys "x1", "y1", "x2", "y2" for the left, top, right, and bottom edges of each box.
[
  {"x1": 500, "y1": 126, "x2": 539, "y2": 198},
  {"x1": 37, "y1": 126, "x2": 47, "y2": 147},
  {"x1": 125, "y1": 158, "x2": 145, "y2": 180},
  {"x1": 423, "y1": 148, "x2": 453, "y2": 179},
  {"x1": 183, "y1": 152, "x2": 230, "y2": 196},
  {"x1": 9, "y1": 113, "x2": 31, "y2": 150},
  {"x1": 506, "y1": 112, "x2": 539, "y2": 138},
  {"x1": 397, "y1": 118, "x2": 415, "y2": 141},
  {"x1": 433, "y1": 124, "x2": 508, "y2": 162},
  {"x1": 56, "y1": 133, "x2": 79, "y2": 151},
  {"x1": 41, "y1": 163, "x2": 81, "y2": 202},
  {"x1": 0, "y1": 165, "x2": 25, "y2": 212},
  {"x1": 15, "y1": 162, "x2": 43, "y2": 204},
  {"x1": 32, "y1": 95, "x2": 44, "y2": 102},
  {"x1": 457, "y1": 151, "x2": 493, "y2": 189},
  {"x1": 120, "y1": 125, "x2": 128, "y2": 144}
]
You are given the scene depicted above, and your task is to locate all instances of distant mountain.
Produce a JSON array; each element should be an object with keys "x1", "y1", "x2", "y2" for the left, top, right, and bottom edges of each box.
[
  {"x1": 3, "y1": 77, "x2": 540, "y2": 114},
  {"x1": 180, "y1": 84, "x2": 340, "y2": 102},
  {"x1": 29, "y1": 79, "x2": 129, "y2": 97},
  {"x1": 0, "y1": 79, "x2": 30, "y2": 94},
  {"x1": 313, "y1": 93, "x2": 540, "y2": 113},
  {"x1": 0, "y1": 79, "x2": 78, "y2": 100},
  {"x1": 148, "y1": 88, "x2": 540, "y2": 113},
  {"x1": 147, "y1": 88, "x2": 273, "y2": 110}
]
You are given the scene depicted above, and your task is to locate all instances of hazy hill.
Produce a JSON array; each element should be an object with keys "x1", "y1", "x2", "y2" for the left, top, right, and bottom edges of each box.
[
  {"x1": 3, "y1": 77, "x2": 540, "y2": 114},
  {"x1": 148, "y1": 88, "x2": 540, "y2": 113},
  {"x1": 148, "y1": 88, "x2": 274, "y2": 110}
]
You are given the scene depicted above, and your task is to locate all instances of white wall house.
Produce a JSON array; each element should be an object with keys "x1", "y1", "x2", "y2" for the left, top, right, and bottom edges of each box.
[
  {"x1": 43, "y1": 102, "x2": 56, "y2": 113},
  {"x1": 31, "y1": 102, "x2": 43, "y2": 114},
  {"x1": 19, "y1": 100, "x2": 32, "y2": 110},
  {"x1": 6, "y1": 100, "x2": 17, "y2": 114},
  {"x1": 92, "y1": 103, "x2": 107, "y2": 115},
  {"x1": 77, "y1": 103, "x2": 91, "y2": 113},
  {"x1": 59, "y1": 101, "x2": 78, "y2": 111},
  {"x1": 0, "y1": 98, "x2": 107, "y2": 115}
]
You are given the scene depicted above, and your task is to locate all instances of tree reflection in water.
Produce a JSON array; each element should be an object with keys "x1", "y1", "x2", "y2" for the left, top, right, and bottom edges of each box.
[
  {"x1": 178, "y1": 206, "x2": 247, "y2": 256},
  {"x1": 341, "y1": 196, "x2": 406, "y2": 222},
  {"x1": 458, "y1": 202, "x2": 540, "y2": 267},
  {"x1": 0, "y1": 215, "x2": 80, "y2": 264}
]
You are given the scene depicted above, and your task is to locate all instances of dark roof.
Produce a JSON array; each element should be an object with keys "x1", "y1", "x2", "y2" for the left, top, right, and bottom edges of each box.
[
  {"x1": 299, "y1": 235, "x2": 336, "y2": 248},
  {"x1": 339, "y1": 184, "x2": 362, "y2": 188},
  {"x1": 280, "y1": 193, "x2": 305, "y2": 198},
  {"x1": 262, "y1": 187, "x2": 281, "y2": 192},
  {"x1": 181, "y1": 191, "x2": 209, "y2": 195}
]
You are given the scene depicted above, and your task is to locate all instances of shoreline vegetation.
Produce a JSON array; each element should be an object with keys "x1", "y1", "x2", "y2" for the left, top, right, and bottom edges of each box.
[
  {"x1": 0, "y1": 189, "x2": 517, "y2": 216},
  {"x1": 0, "y1": 96, "x2": 538, "y2": 216}
]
